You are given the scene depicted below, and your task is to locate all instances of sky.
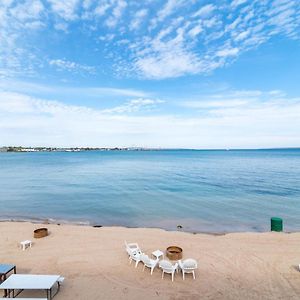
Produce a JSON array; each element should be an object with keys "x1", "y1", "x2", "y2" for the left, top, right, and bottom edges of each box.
[{"x1": 0, "y1": 0, "x2": 300, "y2": 149}]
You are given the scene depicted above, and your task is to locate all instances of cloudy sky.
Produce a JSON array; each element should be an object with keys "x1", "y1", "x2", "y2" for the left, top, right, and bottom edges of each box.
[{"x1": 0, "y1": 0, "x2": 300, "y2": 148}]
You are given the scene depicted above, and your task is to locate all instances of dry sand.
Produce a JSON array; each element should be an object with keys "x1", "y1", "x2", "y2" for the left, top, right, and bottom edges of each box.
[{"x1": 1, "y1": 222, "x2": 300, "y2": 299}]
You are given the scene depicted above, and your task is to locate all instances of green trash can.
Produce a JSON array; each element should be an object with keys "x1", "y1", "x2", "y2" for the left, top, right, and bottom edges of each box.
[{"x1": 271, "y1": 217, "x2": 283, "y2": 232}]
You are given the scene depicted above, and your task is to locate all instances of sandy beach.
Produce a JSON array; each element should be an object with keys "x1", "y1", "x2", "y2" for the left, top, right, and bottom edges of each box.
[{"x1": 1, "y1": 222, "x2": 300, "y2": 299}]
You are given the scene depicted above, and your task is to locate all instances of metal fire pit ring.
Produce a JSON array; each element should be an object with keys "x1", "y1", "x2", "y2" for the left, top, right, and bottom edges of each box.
[
  {"x1": 166, "y1": 246, "x2": 183, "y2": 260},
  {"x1": 34, "y1": 227, "x2": 48, "y2": 238}
]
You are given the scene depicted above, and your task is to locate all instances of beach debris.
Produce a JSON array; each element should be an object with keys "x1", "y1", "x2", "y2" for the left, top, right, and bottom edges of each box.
[{"x1": 93, "y1": 225, "x2": 103, "y2": 228}]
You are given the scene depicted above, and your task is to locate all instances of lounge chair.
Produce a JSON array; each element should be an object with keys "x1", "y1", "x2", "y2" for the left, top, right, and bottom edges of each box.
[
  {"x1": 125, "y1": 241, "x2": 142, "y2": 268},
  {"x1": 159, "y1": 260, "x2": 178, "y2": 282},
  {"x1": 178, "y1": 259, "x2": 197, "y2": 280},
  {"x1": 140, "y1": 254, "x2": 159, "y2": 275}
]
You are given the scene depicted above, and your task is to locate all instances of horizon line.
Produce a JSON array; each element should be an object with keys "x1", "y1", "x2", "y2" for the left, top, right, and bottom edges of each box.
[{"x1": 1, "y1": 146, "x2": 300, "y2": 151}]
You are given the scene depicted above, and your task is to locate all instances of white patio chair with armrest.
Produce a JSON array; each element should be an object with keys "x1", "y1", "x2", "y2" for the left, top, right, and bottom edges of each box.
[
  {"x1": 124, "y1": 241, "x2": 141, "y2": 256},
  {"x1": 140, "y1": 254, "x2": 159, "y2": 275},
  {"x1": 159, "y1": 260, "x2": 178, "y2": 282},
  {"x1": 128, "y1": 250, "x2": 142, "y2": 268},
  {"x1": 125, "y1": 241, "x2": 140, "y2": 252},
  {"x1": 124, "y1": 241, "x2": 142, "y2": 267},
  {"x1": 178, "y1": 259, "x2": 198, "y2": 280}
]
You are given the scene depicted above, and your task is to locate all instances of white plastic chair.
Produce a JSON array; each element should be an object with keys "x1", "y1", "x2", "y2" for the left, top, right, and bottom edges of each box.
[
  {"x1": 178, "y1": 259, "x2": 198, "y2": 280},
  {"x1": 140, "y1": 254, "x2": 159, "y2": 275},
  {"x1": 125, "y1": 241, "x2": 141, "y2": 254},
  {"x1": 159, "y1": 260, "x2": 178, "y2": 282},
  {"x1": 128, "y1": 251, "x2": 142, "y2": 267},
  {"x1": 125, "y1": 241, "x2": 142, "y2": 268}
]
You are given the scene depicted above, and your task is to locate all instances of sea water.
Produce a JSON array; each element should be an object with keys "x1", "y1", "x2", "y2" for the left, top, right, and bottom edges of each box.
[{"x1": 0, "y1": 149, "x2": 299, "y2": 233}]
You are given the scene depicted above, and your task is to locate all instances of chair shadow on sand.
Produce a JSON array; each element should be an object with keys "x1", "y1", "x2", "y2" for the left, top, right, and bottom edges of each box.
[{"x1": 291, "y1": 265, "x2": 300, "y2": 272}]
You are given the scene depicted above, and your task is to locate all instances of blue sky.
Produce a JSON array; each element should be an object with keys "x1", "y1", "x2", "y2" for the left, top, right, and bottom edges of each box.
[{"x1": 0, "y1": 0, "x2": 300, "y2": 148}]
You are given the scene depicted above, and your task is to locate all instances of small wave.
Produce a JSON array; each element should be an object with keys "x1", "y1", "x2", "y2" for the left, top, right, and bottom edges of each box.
[
  {"x1": 251, "y1": 189, "x2": 295, "y2": 196},
  {"x1": 0, "y1": 216, "x2": 91, "y2": 226}
]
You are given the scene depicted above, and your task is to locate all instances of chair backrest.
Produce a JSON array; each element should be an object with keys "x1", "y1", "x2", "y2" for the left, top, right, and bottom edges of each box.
[
  {"x1": 159, "y1": 260, "x2": 174, "y2": 271},
  {"x1": 182, "y1": 259, "x2": 197, "y2": 269},
  {"x1": 126, "y1": 247, "x2": 132, "y2": 256},
  {"x1": 125, "y1": 241, "x2": 141, "y2": 255},
  {"x1": 141, "y1": 254, "x2": 151, "y2": 265},
  {"x1": 129, "y1": 250, "x2": 140, "y2": 260}
]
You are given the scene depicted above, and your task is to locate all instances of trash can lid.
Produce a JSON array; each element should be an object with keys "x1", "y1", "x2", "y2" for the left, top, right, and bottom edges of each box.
[{"x1": 271, "y1": 217, "x2": 282, "y2": 221}]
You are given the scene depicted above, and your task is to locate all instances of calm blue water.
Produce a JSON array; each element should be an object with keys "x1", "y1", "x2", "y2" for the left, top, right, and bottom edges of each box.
[{"x1": 0, "y1": 149, "x2": 300, "y2": 233}]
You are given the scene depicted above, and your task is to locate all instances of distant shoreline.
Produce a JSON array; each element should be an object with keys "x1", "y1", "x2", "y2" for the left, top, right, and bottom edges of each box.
[{"x1": 0, "y1": 146, "x2": 299, "y2": 152}]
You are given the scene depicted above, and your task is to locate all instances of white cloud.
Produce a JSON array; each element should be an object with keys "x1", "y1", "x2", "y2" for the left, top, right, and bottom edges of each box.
[
  {"x1": 48, "y1": 0, "x2": 79, "y2": 21},
  {"x1": 94, "y1": 2, "x2": 111, "y2": 16},
  {"x1": 182, "y1": 89, "x2": 264, "y2": 109},
  {"x1": 113, "y1": 0, "x2": 127, "y2": 19},
  {"x1": 157, "y1": 0, "x2": 184, "y2": 21},
  {"x1": 82, "y1": 0, "x2": 93, "y2": 10},
  {"x1": 184, "y1": 100, "x2": 249, "y2": 109},
  {"x1": 126, "y1": 0, "x2": 300, "y2": 79},
  {"x1": 130, "y1": 9, "x2": 148, "y2": 30},
  {"x1": 193, "y1": 4, "x2": 216, "y2": 18},
  {"x1": 54, "y1": 22, "x2": 68, "y2": 32},
  {"x1": 101, "y1": 98, "x2": 163, "y2": 114},
  {"x1": 268, "y1": 90, "x2": 286, "y2": 97},
  {"x1": 98, "y1": 33, "x2": 115, "y2": 41},
  {"x1": 234, "y1": 30, "x2": 250, "y2": 41},
  {"x1": 231, "y1": 0, "x2": 248, "y2": 8},
  {"x1": 0, "y1": 79, "x2": 150, "y2": 99},
  {"x1": 216, "y1": 47, "x2": 239, "y2": 57},
  {"x1": 188, "y1": 25, "x2": 203, "y2": 38},
  {"x1": 1, "y1": 89, "x2": 300, "y2": 148},
  {"x1": 10, "y1": 0, "x2": 44, "y2": 21},
  {"x1": 23, "y1": 20, "x2": 45, "y2": 30},
  {"x1": 0, "y1": 0, "x2": 14, "y2": 8},
  {"x1": 1, "y1": 0, "x2": 300, "y2": 80},
  {"x1": 105, "y1": 0, "x2": 127, "y2": 28},
  {"x1": 150, "y1": 0, "x2": 185, "y2": 29},
  {"x1": 131, "y1": 23, "x2": 204, "y2": 79},
  {"x1": 135, "y1": 51, "x2": 199, "y2": 79},
  {"x1": 49, "y1": 59, "x2": 96, "y2": 74},
  {"x1": 0, "y1": 1, "x2": 46, "y2": 77}
]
